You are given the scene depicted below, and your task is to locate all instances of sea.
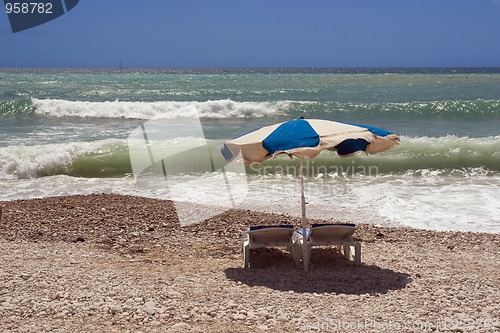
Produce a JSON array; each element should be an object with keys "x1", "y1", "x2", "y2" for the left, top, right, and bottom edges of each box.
[{"x1": 1, "y1": 67, "x2": 499, "y2": 233}]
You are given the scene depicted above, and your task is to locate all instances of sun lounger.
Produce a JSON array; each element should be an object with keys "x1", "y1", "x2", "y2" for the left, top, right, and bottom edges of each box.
[
  {"x1": 294, "y1": 223, "x2": 361, "y2": 270},
  {"x1": 242, "y1": 225, "x2": 301, "y2": 268}
]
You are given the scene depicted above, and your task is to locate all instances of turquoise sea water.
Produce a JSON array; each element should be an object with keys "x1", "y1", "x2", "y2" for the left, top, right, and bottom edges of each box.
[{"x1": 1, "y1": 68, "x2": 499, "y2": 233}]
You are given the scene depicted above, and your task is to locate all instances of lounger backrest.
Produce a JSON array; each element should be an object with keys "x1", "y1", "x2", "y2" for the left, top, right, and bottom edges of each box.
[
  {"x1": 309, "y1": 225, "x2": 356, "y2": 242},
  {"x1": 249, "y1": 228, "x2": 294, "y2": 244}
]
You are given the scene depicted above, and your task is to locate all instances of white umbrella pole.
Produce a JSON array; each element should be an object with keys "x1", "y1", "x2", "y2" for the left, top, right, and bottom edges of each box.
[{"x1": 300, "y1": 158, "x2": 308, "y2": 272}]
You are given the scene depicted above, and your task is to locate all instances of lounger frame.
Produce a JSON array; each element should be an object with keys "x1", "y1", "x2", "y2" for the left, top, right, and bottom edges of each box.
[
  {"x1": 242, "y1": 227, "x2": 301, "y2": 268},
  {"x1": 294, "y1": 224, "x2": 361, "y2": 270}
]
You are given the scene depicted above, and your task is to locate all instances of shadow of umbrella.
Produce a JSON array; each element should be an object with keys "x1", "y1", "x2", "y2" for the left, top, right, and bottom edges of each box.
[{"x1": 224, "y1": 248, "x2": 411, "y2": 295}]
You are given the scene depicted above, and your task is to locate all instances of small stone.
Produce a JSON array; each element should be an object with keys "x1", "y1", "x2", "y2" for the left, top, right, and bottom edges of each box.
[
  {"x1": 484, "y1": 306, "x2": 496, "y2": 313},
  {"x1": 1, "y1": 302, "x2": 14, "y2": 310},
  {"x1": 301, "y1": 309, "x2": 313, "y2": 318},
  {"x1": 267, "y1": 319, "x2": 278, "y2": 326},
  {"x1": 109, "y1": 305, "x2": 121, "y2": 315},
  {"x1": 258, "y1": 309, "x2": 269, "y2": 318},
  {"x1": 167, "y1": 291, "x2": 182, "y2": 299},
  {"x1": 168, "y1": 323, "x2": 192, "y2": 332},
  {"x1": 277, "y1": 316, "x2": 288, "y2": 323},
  {"x1": 144, "y1": 301, "x2": 156, "y2": 315}
]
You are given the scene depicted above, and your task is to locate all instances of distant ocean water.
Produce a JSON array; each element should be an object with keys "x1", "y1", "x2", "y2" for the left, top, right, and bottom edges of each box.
[{"x1": 1, "y1": 68, "x2": 499, "y2": 233}]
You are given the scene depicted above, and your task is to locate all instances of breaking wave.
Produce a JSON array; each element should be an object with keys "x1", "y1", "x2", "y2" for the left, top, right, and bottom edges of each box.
[
  {"x1": 1, "y1": 98, "x2": 500, "y2": 120},
  {"x1": 1, "y1": 136, "x2": 499, "y2": 179},
  {"x1": 29, "y1": 98, "x2": 288, "y2": 119}
]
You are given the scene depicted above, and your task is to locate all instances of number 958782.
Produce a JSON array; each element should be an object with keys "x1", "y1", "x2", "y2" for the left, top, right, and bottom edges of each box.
[{"x1": 5, "y1": 2, "x2": 53, "y2": 14}]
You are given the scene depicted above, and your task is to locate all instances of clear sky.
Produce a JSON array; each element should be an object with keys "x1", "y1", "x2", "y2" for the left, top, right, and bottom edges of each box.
[{"x1": 1, "y1": 0, "x2": 499, "y2": 68}]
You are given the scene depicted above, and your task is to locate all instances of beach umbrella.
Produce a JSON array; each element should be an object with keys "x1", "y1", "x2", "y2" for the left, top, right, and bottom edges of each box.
[{"x1": 221, "y1": 117, "x2": 400, "y2": 271}]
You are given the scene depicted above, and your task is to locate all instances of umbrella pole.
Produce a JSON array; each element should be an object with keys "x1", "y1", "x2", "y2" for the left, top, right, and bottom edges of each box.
[{"x1": 300, "y1": 158, "x2": 308, "y2": 272}]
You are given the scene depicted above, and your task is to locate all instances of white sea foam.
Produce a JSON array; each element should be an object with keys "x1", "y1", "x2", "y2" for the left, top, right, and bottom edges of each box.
[
  {"x1": 2, "y1": 134, "x2": 499, "y2": 181},
  {"x1": 1, "y1": 165, "x2": 498, "y2": 233},
  {"x1": 31, "y1": 98, "x2": 288, "y2": 119},
  {"x1": 0, "y1": 139, "x2": 124, "y2": 179},
  {"x1": 349, "y1": 175, "x2": 500, "y2": 233},
  {"x1": 236, "y1": 174, "x2": 500, "y2": 234}
]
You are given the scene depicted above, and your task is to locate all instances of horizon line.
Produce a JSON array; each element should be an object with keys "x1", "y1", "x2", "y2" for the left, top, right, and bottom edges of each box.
[{"x1": 2, "y1": 66, "x2": 500, "y2": 69}]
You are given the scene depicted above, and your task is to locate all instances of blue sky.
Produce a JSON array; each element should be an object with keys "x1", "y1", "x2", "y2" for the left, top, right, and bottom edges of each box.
[{"x1": 1, "y1": 0, "x2": 500, "y2": 68}]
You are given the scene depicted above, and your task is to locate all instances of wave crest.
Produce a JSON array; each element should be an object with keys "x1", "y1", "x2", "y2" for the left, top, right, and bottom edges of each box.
[
  {"x1": 0, "y1": 139, "x2": 130, "y2": 179},
  {"x1": 1, "y1": 135, "x2": 499, "y2": 179},
  {"x1": 31, "y1": 98, "x2": 288, "y2": 119},
  {"x1": 2, "y1": 98, "x2": 499, "y2": 120}
]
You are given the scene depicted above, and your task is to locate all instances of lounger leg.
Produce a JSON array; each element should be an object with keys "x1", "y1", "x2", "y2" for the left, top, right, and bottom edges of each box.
[
  {"x1": 288, "y1": 246, "x2": 300, "y2": 266},
  {"x1": 291, "y1": 245, "x2": 301, "y2": 267},
  {"x1": 244, "y1": 245, "x2": 250, "y2": 268},
  {"x1": 354, "y1": 242, "x2": 361, "y2": 265},
  {"x1": 343, "y1": 244, "x2": 350, "y2": 260}
]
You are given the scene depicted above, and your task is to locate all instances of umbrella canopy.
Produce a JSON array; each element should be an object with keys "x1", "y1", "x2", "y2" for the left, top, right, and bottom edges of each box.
[
  {"x1": 221, "y1": 118, "x2": 400, "y2": 270},
  {"x1": 221, "y1": 118, "x2": 399, "y2": 164}
]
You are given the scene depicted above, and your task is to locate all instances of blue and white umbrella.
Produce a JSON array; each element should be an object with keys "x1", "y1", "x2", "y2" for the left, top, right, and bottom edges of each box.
[{"x1": 222, "y1": 118, "x2": 400, "y2": 270}]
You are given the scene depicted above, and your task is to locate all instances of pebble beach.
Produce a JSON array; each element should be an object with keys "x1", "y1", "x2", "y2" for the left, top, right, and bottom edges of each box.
[{"x1": 0, "y1": 194, "x2": 498, "y2": 332}]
